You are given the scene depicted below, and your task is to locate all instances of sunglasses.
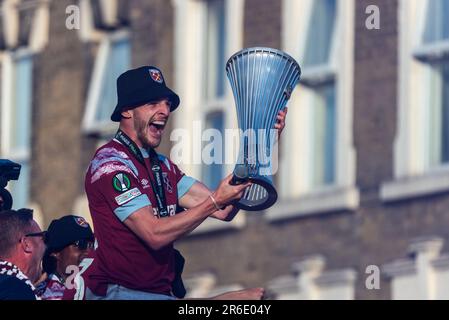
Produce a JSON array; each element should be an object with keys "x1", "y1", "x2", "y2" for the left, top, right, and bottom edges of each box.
[
  {"x1": 72, "y1": 239, "x2": 94, "y2": 250},
  {"x1": 24, "y1": 231, "x2": 47, "y2": 242}
]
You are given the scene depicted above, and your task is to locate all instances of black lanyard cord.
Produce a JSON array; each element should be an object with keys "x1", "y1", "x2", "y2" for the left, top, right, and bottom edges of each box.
[{"x1": 115, "y1": 130, "x2": 169, "y2": 218}]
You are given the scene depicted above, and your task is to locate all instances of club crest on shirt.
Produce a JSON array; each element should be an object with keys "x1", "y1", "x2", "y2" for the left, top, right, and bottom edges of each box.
[
  {"x1": 163, "y1": 173, "x2": 173, "y2": 193},
  {"x1": 112, "y1": 173, "x2": 131, "y2": 192}
]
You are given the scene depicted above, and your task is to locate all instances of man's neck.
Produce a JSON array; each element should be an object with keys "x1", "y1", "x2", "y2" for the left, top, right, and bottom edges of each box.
[
  {"x1": 1, "y1": 254, "x2": 32, "y2": 280},
  {"x1": 118, "y1": 125, "x2": 143, "y2": 148}
]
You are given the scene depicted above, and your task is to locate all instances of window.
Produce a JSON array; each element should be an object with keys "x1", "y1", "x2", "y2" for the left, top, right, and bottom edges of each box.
[
  {"x1": 0, "y1": 0, "x2": 49, "y2": 209},
  {"x1": 202, "y1": 111, "x2": 225, "y2": 190},
  {"x1": 205, "y1": 0, "x2": 227, "y2": 100},
  {"x1": 173, "y1": 0, "x2": 245, "y2": 233},
  {"x1": 201, "y1": 0, "x2": 228, "y2": 189},
  {"x1": 298, "y1": 0, "x2": 337, "y2": 189},
  {"x1": 1, "y1": 52, "x2": 33, "y2": 208},
  {"x1": 425, "y1": 62, "x2": 449, "y2": 168},
  {"x1": 416, "y1": 0, "x2": 449, "y2": 171},
  {"x1": 303, "y1": 0, "x2": 337, "y2": 68},
  {"x1": 82, "y1": 31, "x2": 131, "y2": 135},
  {"x1": 382, "y1": 0, "x2": 449, "y2": 201},
  {"x1": 79, "y1": 0, "x2": 131, "y2": 135},
  {"x1": 268, "y1": 0, "x2": 358, "y2": 220},
  {"x1": 422, "y1": 0, "x2": 449, "y2": 45}
]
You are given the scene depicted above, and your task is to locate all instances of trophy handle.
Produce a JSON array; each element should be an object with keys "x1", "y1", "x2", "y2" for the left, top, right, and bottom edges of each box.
[{"x1": 230, "y1": 164, "x2": 249, "y2": 185}]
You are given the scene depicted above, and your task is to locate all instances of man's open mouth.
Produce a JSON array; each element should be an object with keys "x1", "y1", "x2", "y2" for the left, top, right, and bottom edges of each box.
[{"x1": 148, "y1": 120, "x2": 167, "y2": 136}]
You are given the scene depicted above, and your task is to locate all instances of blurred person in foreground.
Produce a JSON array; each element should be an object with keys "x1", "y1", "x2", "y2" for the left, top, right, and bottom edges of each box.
[
  {"x1": 35, "y1": 215, "x2": 94, "y2": 300},
  {"x1": 0, "y1": 208, "x2": 46, "y2": 300}
]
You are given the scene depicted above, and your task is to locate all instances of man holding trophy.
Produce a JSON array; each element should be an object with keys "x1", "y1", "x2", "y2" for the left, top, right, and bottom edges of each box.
[{"x1": 81, "y1": 47, "x2": 299, "y2": 300}]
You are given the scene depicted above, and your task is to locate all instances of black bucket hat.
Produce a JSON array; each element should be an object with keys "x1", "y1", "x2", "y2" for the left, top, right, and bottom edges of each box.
[
  {"x1": 45, "y1": 215, "x2": 94, "y2": 251},
  {"x1": 110, "y1": 66, "x2": 180, "y2": 122}
]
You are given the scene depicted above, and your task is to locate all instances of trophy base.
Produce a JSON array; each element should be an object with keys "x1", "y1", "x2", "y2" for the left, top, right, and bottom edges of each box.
[{"x1": 234, "y1": 175, "x2": 278, "y2": 211}]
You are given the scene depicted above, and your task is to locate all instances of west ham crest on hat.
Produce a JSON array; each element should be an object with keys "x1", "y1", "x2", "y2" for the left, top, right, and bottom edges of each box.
[
  {"x1": 149, "y1": 68, "x2": 163, "y2": 84},
  {"x1": 73, "y1": 216, "x2": 89, "y2": 228}
]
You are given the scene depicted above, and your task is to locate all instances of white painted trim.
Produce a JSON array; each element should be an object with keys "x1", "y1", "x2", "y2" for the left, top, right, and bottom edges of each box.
[
  {"x1": 81, "y1": 30, "x2": 129, "y2": 135},
  {"x1": 0, "y1": 0, "x2": 49, "y2": 52},
  {"x1": 273, "y1": 0, "x2": 358, "y2": 219},
  {"x1": 29, "y1": 0, "x2": 50, "y2": 53},
  {"x1": 413, "y1": 40, "x2": 449, "y2": 62},
  {"x1": 381, "y1": 166, "x2": 449, "y2": 202},
  {"x1": 78, "y1": 0, "x2": 125, "y2": 42},
  {"x1": 314, "y1": 269, "x2": 357, "y2": 287},
  {"x1": 267, "y1": 186, "x2": 359, "y2": 221},
  {"x1": 1, "y1": 53, "x2": 14, "y2": 155},
  {"x1": 1, "y1": 49, "x2": 34, "y2": 157},
  {"x1": 1, "y1": 0, "x2": 20, "y2": 49},
  {"x1": 100, "y1": 0, "x2": 118, "y2": 26},
  {"x1": 382, "y1": 259, "x2": 417, "y2": 278},
  {"x1": 390, "y1": 0, "x2": 449, "y2": 201},
  {"x1": 0, "y1": 49, "x2": 34, "y2": 208},
  {"x1": 431, "y1": 255, "x2": 449, "y2": 271},
  {"x1": 173, "y1": 0, "x2": 246, "y2": 234}
]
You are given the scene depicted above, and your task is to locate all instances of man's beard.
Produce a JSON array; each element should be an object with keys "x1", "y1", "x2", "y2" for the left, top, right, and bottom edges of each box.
[{"x1": 135, "y1": 117, "x2": 161, "y2": 149}]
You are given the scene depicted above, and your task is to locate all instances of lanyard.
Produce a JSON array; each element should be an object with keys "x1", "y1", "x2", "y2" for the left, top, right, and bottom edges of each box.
[{"x1": 114, "y1": 130, "x2": 169, "y2": 218}]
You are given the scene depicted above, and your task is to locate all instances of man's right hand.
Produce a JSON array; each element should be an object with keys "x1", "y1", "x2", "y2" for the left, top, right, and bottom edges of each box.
[{"x1": 211, "y1": 174, "x2": 251, "y2": 209}]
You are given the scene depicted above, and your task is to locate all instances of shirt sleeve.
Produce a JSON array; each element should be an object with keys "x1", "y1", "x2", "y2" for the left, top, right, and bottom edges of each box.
[
  {"x1": 166, "y1": 159, "x2": 197, "y2": 199},
  {"x1": 91, "y1": 169, "x2": 151, "y2": 222}
]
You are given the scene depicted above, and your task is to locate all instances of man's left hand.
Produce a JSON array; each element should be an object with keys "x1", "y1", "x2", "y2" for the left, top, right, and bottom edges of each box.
[
  {"x1": 274, "y1": 107, "x2": 288, "y2": 136},
  {"x1": 211, "y1": 204, "x2": 240, "y2": 222}
]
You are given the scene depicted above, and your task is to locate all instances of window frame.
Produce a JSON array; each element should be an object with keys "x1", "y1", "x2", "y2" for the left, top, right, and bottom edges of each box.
[
  {"x1": 81, "y1": 30, "x2": 130, "y2": 136},
  {"x1": 267, "y1": 0, "x2": 358, "y2": 221},
  {"x1": 0, "y1": 48, "x2": 34, "y2": 208},
  {"x1": 381, "y1": 0, "x2": 449, "y2": 202},
  {"x1": 173, "y1": 0, "x2": 246, "y2": 234}
]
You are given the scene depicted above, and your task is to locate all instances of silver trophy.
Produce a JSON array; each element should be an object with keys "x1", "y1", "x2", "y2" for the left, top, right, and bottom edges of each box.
[{"x1": 226, "y1": 47, "x2": 301, "y2": 211}]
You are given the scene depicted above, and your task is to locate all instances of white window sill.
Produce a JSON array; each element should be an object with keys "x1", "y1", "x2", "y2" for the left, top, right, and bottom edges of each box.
[
  {"x1": 189, "y1": 213, "x2": 246, "y2": 236},
  {"x1": 413, "y1": 40, "x2": 449, "y2": 62},
  {"x1": 380, "y1": 168, "x2": 449, "y2": 202},
  {"x1": 266, "y1": 186, "x2": 359, "y2": 222},
  {"x1": 82, "y1": 121, "x2": 119, "y2": 137}
]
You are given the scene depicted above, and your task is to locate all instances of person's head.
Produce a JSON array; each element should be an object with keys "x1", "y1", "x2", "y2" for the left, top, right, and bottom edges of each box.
[
  {"x1": 43, "y1": 215, "x2": 94, "y2": 278},
  {"x1": 110, "y1": 66, "x2": 180, "y2": 149},
  {"x1": 0, "y1": 208, "x2": 46, "y2": 282}
]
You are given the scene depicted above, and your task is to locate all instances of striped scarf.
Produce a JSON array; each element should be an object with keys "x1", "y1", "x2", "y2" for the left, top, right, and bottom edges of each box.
[{"x1": 0, "y1": 260, "x2": 40, "y2": 300}]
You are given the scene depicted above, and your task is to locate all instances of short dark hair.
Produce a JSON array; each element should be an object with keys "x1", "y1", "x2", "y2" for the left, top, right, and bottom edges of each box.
[{"x1": 0, "y1": 208, "x2": 34, "y2": 257}]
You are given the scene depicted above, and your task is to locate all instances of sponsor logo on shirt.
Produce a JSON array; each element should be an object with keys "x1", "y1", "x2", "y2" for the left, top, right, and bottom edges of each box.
[
  {"x1": 141, "y1": 178, "x2": 150, "y2": 189},
  {"x1": 152, "y1": 204, "x2": 177, "y2": 217},
  {"x1": 115, "y1": 187, "x2": 142, "y2": 205}
]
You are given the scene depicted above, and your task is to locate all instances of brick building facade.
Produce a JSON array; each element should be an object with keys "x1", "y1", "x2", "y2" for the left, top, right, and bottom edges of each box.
[{"x1": 1, "y1": 0, "x2": 449, "y2": 299}]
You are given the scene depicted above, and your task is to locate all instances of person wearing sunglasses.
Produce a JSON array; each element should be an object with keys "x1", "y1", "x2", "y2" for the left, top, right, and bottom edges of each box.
[
  {"x1": 35, "y1": 215, "x2": 94, "y2": 300},
  {"x1": 0, "y1": 208, "x2": 47, "y2": 300}
]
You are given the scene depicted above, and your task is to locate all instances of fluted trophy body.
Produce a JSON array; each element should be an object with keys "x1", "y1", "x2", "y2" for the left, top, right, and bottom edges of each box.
[{"x1": 226, "y1": 47, "x2": 301, "y2": 211}]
